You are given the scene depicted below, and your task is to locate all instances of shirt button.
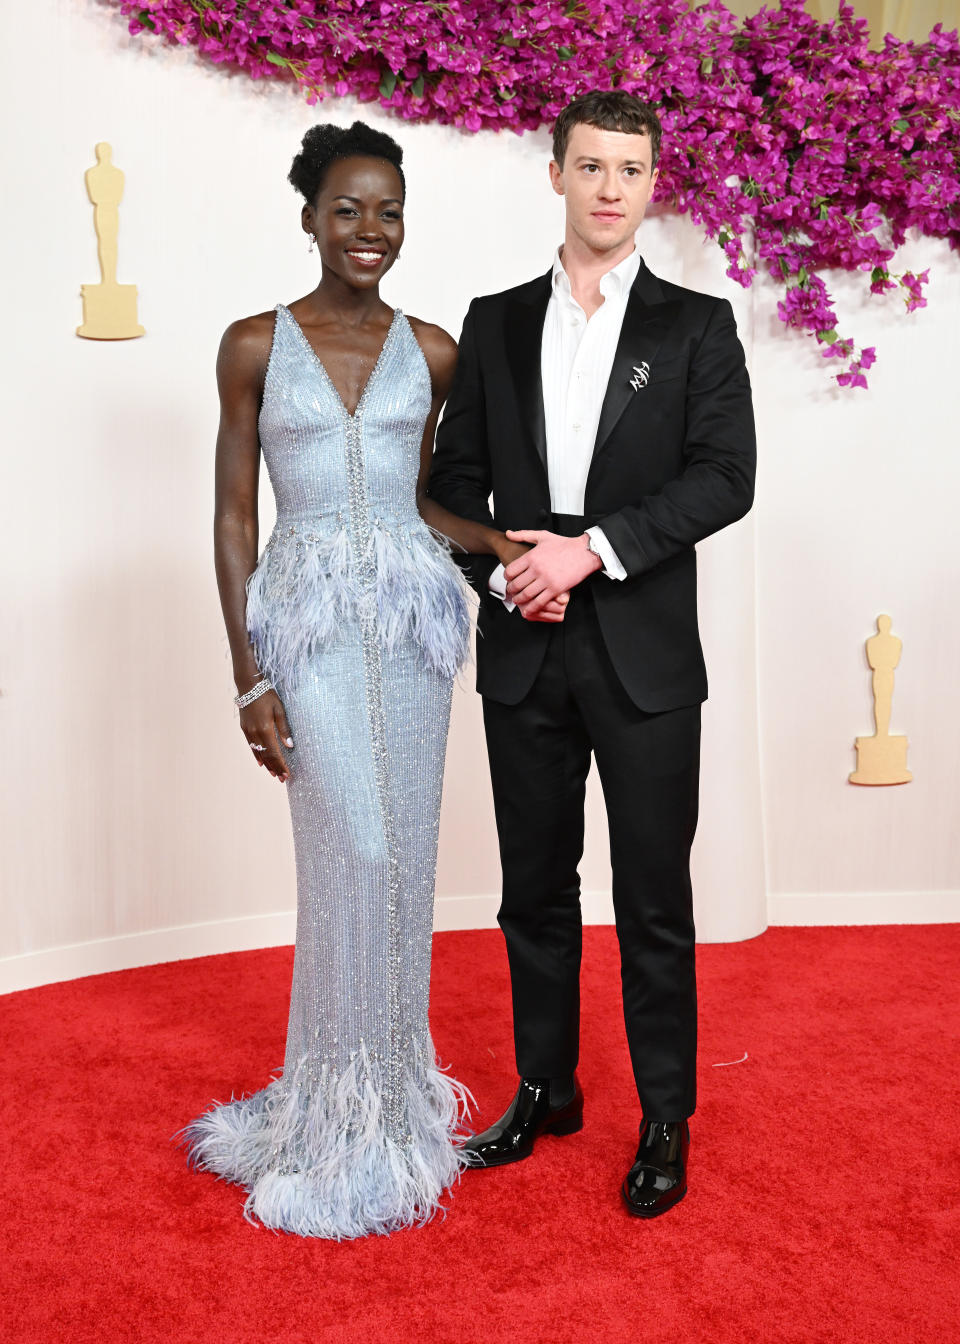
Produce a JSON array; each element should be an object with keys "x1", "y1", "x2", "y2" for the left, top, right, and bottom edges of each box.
[{"x1": 572, "y1": 422, "x2": 582, "y2": 431}]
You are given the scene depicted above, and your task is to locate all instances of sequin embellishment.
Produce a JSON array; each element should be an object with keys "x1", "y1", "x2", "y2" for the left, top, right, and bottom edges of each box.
[
  {"x1": 179, "y1": 304, "x2": 472, "y2": 1238},
  {"x1": 340, "y1": 327, "x2": 407, "y2": 1144}
]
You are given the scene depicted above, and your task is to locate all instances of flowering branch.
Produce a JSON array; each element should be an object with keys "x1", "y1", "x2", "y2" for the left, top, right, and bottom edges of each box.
[{"x1": 119, "y1": 0, "x2": 960, "y2": 388}]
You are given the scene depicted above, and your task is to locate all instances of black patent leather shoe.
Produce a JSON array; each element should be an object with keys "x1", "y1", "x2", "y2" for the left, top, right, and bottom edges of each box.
[
  {"x1": 621, "y1": 1118, "x2": 689, "y2": 1218},
  {"x1": 463, "y1": 1077, "x2": 584, "y2": 1168}
]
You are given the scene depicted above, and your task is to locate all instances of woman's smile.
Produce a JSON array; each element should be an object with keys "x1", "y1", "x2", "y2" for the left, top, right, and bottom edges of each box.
[{"x1": 345, "y1": 248, "x2": 387, "y2": 268}]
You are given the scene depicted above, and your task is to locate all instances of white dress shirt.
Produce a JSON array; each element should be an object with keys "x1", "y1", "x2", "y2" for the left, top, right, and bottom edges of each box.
[{"x1": 490, "y1": 245, "x2": 636, "y2": 607}]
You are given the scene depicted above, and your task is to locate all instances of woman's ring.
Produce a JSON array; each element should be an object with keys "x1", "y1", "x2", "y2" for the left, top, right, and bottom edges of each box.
[{"x1": 250, "y1": 743, "x2": 266, "y2": 753}]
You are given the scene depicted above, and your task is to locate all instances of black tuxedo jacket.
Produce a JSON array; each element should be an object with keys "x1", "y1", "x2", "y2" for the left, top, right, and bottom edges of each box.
[{"x1": 428, "y1": 261, "x2": 757, "y2": 711}]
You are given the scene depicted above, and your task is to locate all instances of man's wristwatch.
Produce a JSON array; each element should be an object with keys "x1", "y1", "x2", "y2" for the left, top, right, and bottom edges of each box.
[{"x1": 585, "y1": 532, "x2": 604, "y2": 568}]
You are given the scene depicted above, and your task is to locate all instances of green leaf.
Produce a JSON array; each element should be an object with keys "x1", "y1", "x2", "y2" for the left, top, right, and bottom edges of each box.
[
  {"x1": 817, "y1": 328, "x2": 838, "y2": 343},
  {"x1": 411, "y1": 75, "x2": 425, "y2": 98},
  {"x1": 379, "y1": 70, "x2": 398, "y2": 99},
  {"x1": 557, "y1": 46, "x2": 574, "y2": 59},
  {"x1": 501, "y1": 34, "x2": 519, "y2": 47},
  {"x1": 819, "y1": 203, "x2": 829, "y2": 220},
  {"x1": 265, "y1": 51, "x2": 288, "y2": 68},
  {"x1": 871, "y1": 266, "x2": 888, "y2": 283},
  {"x1": 893, "y1": 118, "x2": 910, "y2": 132},
  {"x1": 797, "y1": 266, "x2": 809, "y2": 286},
  {"x1": 700, "y1": 56, "x2": 713, "y2": 76},
  {"x1": 779, "y1": 257, "x2": 790, "y2": 280},
  {"x1": 136, "y1": 9, "x2": 156, "y2": 29}
]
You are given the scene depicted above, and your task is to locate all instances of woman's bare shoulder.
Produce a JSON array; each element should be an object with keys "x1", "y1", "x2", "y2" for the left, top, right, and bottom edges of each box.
[
  {"x1": 406, "y1": 315, "x2": 458, "y2": 383},
  {"x1": 221, "y1": 308, "x2": 278, "y2": 355}
]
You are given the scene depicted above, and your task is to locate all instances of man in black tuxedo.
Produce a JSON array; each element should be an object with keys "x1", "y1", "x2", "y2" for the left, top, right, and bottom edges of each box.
[{"x1": 428, "y1": 91, "x2": 756, "y2": 1217}]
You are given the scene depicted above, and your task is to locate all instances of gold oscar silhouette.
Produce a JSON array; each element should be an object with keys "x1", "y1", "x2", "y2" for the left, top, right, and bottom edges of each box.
[
  {"x1": 849, "y1": 615, "x2": 912, "y2": 785},
  {"x1": 77, "y1": 143, "x2": 144, "y2": 340}
]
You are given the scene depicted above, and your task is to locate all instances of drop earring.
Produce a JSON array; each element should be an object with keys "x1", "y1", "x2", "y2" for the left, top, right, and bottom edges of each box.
[{"x1": 308, "y1": 234, "x2": 316, "y2": 252}]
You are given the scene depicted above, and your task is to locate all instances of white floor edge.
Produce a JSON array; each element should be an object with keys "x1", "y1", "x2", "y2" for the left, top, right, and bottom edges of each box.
[
  {"x1": 2, "y1": 889, "x2": 956, "y2": 995},
  {"x1": 767, "y1": 889, "x2": 959, "y2": 925}
]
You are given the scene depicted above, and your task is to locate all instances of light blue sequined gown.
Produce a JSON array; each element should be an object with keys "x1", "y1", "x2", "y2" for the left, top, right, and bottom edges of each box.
[{"x1": 183, "y1": 304, "x2": 472, "y2": 1238}]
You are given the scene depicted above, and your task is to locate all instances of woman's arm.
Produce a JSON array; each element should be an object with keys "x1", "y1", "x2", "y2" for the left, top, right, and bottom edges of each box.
[
  {"x1": 410, "y1": 319, "x2": 513, "y2": 561},
  {"x1": 214, "y1": 315, "x2": 293, "y2": 782},
  {"x1": 410, "y1": 318, "x2": 567, "y2": 622}
]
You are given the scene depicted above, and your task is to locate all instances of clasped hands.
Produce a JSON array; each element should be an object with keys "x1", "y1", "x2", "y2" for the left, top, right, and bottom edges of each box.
[{"x1": 500, "y1": 529, "x2": 602, "y2": 622}]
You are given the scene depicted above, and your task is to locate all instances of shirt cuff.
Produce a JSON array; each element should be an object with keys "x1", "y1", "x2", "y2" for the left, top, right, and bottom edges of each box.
[
  {"x1": 585, "y1": 527, "x2": 627, "y2": 581},
  {"x1": 488, "y1": 562, "x2": 517, "y2": 612}
]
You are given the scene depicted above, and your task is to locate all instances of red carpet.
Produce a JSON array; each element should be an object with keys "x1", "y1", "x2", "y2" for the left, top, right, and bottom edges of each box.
[{"x1": 2, "y1": 925, "x2": 959, "y2": 1344}]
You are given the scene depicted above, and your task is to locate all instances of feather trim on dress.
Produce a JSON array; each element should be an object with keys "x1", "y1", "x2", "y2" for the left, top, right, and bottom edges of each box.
[
  {"x1": 245, "y1": 518, "x2": 472, "y2": 691},
  {"x1": 179, "y1": 1035, "x2": 473, "y2": 1239}
]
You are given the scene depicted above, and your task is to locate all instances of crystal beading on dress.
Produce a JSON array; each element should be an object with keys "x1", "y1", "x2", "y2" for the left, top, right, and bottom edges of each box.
[
  {"x1": 244, "y1": 307, "x2": 470, "y2": 688},
  {"x1": 180, "y1": 303, "x2": 473, "y2": 1238}
]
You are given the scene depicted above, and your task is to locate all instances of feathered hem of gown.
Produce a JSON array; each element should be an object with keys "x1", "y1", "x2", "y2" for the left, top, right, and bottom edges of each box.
[{"x1": 177, "y1": 1037, "x2": 473, "y2": 1240}]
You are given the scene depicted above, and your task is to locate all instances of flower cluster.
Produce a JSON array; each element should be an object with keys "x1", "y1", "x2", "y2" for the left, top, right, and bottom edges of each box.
[{"x1": 119, "y1": 0, "x2": 960, "y2": 387}]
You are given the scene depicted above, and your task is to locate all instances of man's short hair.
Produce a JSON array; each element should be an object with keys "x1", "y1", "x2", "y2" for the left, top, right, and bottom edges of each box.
[{"x1": 552, "y1": 91, "x2": 662, "y2": 171}]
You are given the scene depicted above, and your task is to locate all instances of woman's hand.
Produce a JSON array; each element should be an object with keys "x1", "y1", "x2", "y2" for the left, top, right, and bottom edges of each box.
[
  {"x1": 495, "y1": 537, "x2": 533, "y2": 569},
  {"x1": 240, "y1": 690, "x2": 294, "y2": 782}
]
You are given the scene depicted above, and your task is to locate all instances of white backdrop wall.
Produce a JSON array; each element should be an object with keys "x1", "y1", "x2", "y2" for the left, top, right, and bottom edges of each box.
[{"x1": 1, "y1": 0, "x2": 956, "y2": 993}]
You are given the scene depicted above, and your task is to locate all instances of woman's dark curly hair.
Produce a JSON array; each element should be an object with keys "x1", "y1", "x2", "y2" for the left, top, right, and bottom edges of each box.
[{"x1": 288, "y1": 121, "x2": 405, "y2": 204}]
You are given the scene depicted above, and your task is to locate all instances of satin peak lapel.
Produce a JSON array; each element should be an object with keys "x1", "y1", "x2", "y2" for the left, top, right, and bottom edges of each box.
[
  {"x1": 593, "y1": 288, "x2": 681, "y2": 457},
  {"x1": 505, "y1": 275, "x2": 551, "y2": 475}
]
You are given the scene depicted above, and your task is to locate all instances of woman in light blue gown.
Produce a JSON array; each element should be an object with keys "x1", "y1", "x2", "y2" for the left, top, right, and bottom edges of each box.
[{"x1": 181, "y1": 122, "x2": 525, "y2": 1238}]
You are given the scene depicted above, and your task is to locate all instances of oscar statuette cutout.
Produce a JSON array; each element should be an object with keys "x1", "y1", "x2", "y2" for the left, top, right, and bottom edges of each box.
[
  {"x1": 76, "y1": 142, "x2": 145, "y2": 340},
  {"x1": 849, "y1": 615, "x2": 912, "y2": 786}
]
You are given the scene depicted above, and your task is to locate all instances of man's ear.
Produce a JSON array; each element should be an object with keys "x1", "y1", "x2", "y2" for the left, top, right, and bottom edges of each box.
[{"x1": 548, "y1": 159, "x2": 565, "y2": 196}]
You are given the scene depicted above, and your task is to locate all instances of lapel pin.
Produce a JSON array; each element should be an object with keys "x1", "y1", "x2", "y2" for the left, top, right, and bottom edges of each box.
[{"x1": 629, "y1": 361, "x2": 650, "y2": 391}]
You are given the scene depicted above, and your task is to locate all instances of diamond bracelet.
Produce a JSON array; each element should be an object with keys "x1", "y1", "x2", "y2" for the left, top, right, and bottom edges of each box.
[{"x1": 234, "y1": 677, "x2": 273, "y2": 709}]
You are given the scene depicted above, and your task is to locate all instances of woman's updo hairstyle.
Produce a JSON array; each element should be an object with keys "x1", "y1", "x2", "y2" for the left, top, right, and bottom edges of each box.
[{"x1": 288, "y1": 121, "x2": 405, "y2": 204}]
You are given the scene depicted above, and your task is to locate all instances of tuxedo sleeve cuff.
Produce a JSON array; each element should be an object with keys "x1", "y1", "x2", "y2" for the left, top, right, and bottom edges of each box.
[
  {"x1": 488, "y1": 563, "x2": 517, "y2": 612},
  {"x1": 585, "y1": 527, "x2": 627, "y2": 582}
]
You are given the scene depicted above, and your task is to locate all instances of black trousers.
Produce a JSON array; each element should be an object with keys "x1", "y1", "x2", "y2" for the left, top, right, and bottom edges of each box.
[{"x1": 482, "y1": 519, "x2": 701, "y2": 1119}]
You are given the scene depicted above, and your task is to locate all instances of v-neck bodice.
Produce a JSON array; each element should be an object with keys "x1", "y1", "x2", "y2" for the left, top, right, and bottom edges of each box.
[
  {"x1": 278, "y1": 304, "x2": 401, "y2": 420},
  {"x1": 246, "y1": 302, "x2": 470, "y2": 689},
  {"x1": 258, "y1": 302, "x2": 429, "y2": 525}
]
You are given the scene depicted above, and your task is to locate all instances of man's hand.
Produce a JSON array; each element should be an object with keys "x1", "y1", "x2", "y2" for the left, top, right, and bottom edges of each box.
[
  {"x1": 504, "y1": 530, "x2": 602, "y2": 617},
  {"x1": 494, "y1": 535, "x2": 570, "y2": 622}
]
